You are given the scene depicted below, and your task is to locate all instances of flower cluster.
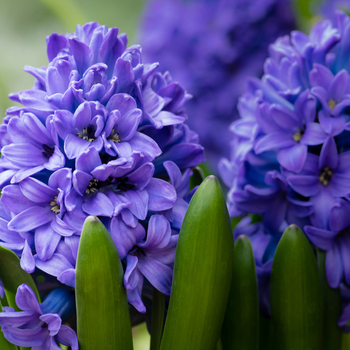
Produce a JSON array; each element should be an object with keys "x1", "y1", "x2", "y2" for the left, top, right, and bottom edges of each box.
[
  {"x1": 219, "y1": 11, "x2": 350, "y2": 326},
  {"x1": 0, "y1": 284, "x2": 78, "y2": 349},
  {"x1": 0, "y1": 22, "x2": 205, "y2": 312},
  {"x1": 138, "y1": 0, "x2": 295, "y2": 170}
]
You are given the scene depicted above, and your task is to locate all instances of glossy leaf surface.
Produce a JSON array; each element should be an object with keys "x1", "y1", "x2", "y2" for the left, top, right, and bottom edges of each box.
[
  {"x1": 160, "y1": 175, "x2": 234, "y2": 350},
  {"x1": 75, "y1": 216, "x2": 133, "y2": 350},
  {"x1": 221, "y1": 234, "x2": 258, "y2": 349},
  {"x1": 270, "y1": 225, "x2": 323, "y2": 350}
]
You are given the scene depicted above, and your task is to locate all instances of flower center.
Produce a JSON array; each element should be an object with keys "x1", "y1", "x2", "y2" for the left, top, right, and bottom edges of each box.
[
  {"x1": 328, "y1": 99, "x2": 336, "y2": 110},
  {"x1": 85, "y1": 178, "x2": 100, "y2": 194},
  {"x1": 50, "y1": 196, "x2": 60, "y2": 214},
  {"x1": 293, "y1": 132, "x2": 302, "y2": 142},
  {"x1": 77, "y1": 126, "x2": 95, "y2": 142},
  {"x1": 42, "y1": 144, "x2": 55, "y2": 158},
  {"x1": 319, "y1": 166, "x2": 333, "y2": 186},
  {"x1": 108, "y1": 128, "x2": 120, "y2": 143}
]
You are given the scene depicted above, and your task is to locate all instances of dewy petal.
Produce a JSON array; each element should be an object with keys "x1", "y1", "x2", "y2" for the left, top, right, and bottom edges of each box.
[
  {"x1": 254, "y1": 132, "x2": 294, "y2": 154},
  {"x1": 81, "y1": 192, "x2": 114, "y2": 217},
  {"x1": 35, "y1": 223, "x2": 61, "y2": 261},
  {"x1": 1, "y1": 326, "x2": 46, "y2": 347},
  {"x1": 277, "y1": 143, "x2": 307, "y2": 173},
  {"x1": 15, "y1": 284, "x2": 42, "y2": 314},
  {"x1": 127, "y1": 162, "x2": 154, "y2": 190},
  {"x1": 20, "y1": 241, "x2": 36, "y2": 273},
  {"x1": 64, "y1": 134, "x2": 90, "y2": 159},
  {"x1": 19, "y1": 177, "x2": 57, "y2": 203},
  {"x1": 301, "y1": 122, "x2": 328, "y2": 145},
  {"x1": 8, "y1": 206, "x2": 54, "y2": 232},
  {"x1": 330, "y1": 173, "x2": 350, "y2": 197},
  {"x1": 123, "y1": 190, "x2": 149, "y2": 220},
  {"x1": 287, "y1": 175, "x2": 320, "y2": 197},
  {"x1": 319, "y1": 136, "x2": 338, "y2": 169},
  {"x1": 138, "y1": 214, "x2": 171, "y2": 250},
  {"x1": 2, "y1": 143, "x2": 47, "y2": 167},
  {"x1": 326, "y1": 244, "x2": 343, "y2": 289},
  {"x1": 118, "y1": 108, "x2": 142, "y2": 141},
  {"x1": 328, "y1": 69, "x2": 348, "y2": 101},
  {"x1": 34, "y1": 254, "x2": 74, "y2": 280},
  {"x1": 110, "y1": 217, "x2": 145, "y2": 259},
  {"x1": 127, "y1": 132, "x2": 162, "y2": 159},
  {"x1": 304, "y1": 226, "x2": 337, "y2": 250},
  {"x1": 39, "y1": 314, "x2": 62, "y2": 336},
  {"x1": 57, "y1": 325, "x2": 79, "y2": 350},
  {"x1": 138, "y1": 256, "x2": 173, "y2": 295},
  {"x1": 318, "y1": 110, "x2": 346, "y2": 136},
  {"x1": 146, "y1": 178, "x2": 177, "y2": 211}
]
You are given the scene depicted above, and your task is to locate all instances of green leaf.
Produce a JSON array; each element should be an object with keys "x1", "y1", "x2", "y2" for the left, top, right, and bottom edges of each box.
[
  {"x1": 259, "y1": 314, "x2": 272, "y2": 350},
  {"x1": 150, "y1": 288, "x2": 165, "y2": 350},
  {"x1": 317, "y1": 249, "x2": 342, "y2": 350},
  {"x1": 75, "y1": 216, "x2": 133, "y2": 350},
  {"x1": 221, "y1": 235, "x2": 258, "y2": 349},
  {"x1": 0, "y1": 246, "x2": 40, "y2": 310},
  {"x1": 0, "y1": 300, "x2": 18, "y2": 350},
  {"x1": 342, "y1": 333, "x2": 350, "y2": 350},
  {"x1": 160, "y1": 175, "x2": 234, "y2": 350},
  {"x1": 270, "y1": 224, "x2": 323, "y2": 350}
]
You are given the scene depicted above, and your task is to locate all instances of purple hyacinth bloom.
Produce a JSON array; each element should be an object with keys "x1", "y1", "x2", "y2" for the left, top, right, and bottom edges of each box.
[
  {"x1": 288, "y1": 137, "x2": 350, "y2": 228},
  {"x1": 219, "y1": 11, "x2": 350, "y2": 319},
  {"x1": 0, "y1": 284, "x2": 78, "y2": 350},
  {"x1": 305, "y1": 198, "x2": 350, "y2": 288},
  {"x1": 2, "y1": 168, "x2": 75, "y2": 272},
  {"x1": 138, "y1": 0, "x2": 295, "y2": 171},
  {"x1": 1, "y1": 113, "x2": 65, "y2": 183},
  {"x1": 0, "y1": 21, "x2": 204, "y2": 311}
]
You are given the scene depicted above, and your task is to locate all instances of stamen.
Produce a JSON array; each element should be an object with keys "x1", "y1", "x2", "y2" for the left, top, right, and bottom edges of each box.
[
  {"x1": 328, "y1": 99, "x2": 336, "y2": 110},
  {"x1": 85, "y1": 178, "x2": 100, "y2": 194},
  {"x1": 108, "y1": 128, "x2": 120, "y2": 143},
  {"x1": 293, "y1": 133, "x2": 302, "y2": 142},
  {"x1": 77, "y1": 127, "x2": 95, "y2": 142},
  {"x1": 319, "y1": 166, "x2": 333, "y2": 186},
  {"x1": 50, "y1": 196, "x2": 60, "y2": 214}
]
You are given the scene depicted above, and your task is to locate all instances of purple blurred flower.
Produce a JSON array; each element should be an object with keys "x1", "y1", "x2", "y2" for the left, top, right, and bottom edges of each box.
[
  {"x1": 138, "y1": 0, "x2": 295, "y2": 171},
  {"x1": 219, "y1": 11, "x2": 350, "y2": 326},
  {"x1": 0, "y1": 22, "x2": 204, "y2": 312},
  {"x1": 0, "y1": 284, "x2": 78, "y2": 350}
]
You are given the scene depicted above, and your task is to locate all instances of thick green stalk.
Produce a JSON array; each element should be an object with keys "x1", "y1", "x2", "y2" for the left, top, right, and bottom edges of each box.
[
  {"x1": 221, "y1": 235, "x2": 258, "y2": 349},
  {"x1": 317, "y1": 249, "x2": 342, "y2": 350},
  {"x1": 160, "y1": 176, "x2": 234, "y2": 350},
  {"x1": 270, "y1": 225, "x2": 323, "y2": 350},
  {"x1": 150, "y1": 288, "x2": 165, "y2": 350},
  {"x1": 75, "y1": 216, "x2": 133, "y2": 350}
]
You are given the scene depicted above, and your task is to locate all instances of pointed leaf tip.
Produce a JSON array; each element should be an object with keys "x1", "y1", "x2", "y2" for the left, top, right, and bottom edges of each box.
[
  {"x1": 76, "y1": 216, "x2": 133, "y2": 350},
  {"x1": 270, "y1": 224, "x2": 323, "y2": 350},
  {"x1": 160, "y1": 175, "x2": 233, "y2": 350}
]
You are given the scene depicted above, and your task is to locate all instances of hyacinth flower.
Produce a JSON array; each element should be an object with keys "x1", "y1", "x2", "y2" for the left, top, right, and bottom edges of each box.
[
  {"x1": 219, "y1": 11, "x2": 350, "y2": 327},
  {"x1": 0, "y1": 21, "x2": 205, "y2": 313},
  {"x1": 138, "y1": 0, "x2": 295, "y2": 170},
  {"x1": 0, "y1": 284, "x2": 78, "y2": 350}
]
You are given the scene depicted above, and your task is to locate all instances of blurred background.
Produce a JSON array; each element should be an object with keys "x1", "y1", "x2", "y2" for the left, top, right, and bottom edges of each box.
[{"x1": 1, "y1": 0, "x2": 349, "y2": 348}]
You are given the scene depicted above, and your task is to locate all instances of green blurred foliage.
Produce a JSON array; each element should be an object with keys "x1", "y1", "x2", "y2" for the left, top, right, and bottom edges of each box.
[{"x1": 0, "y1": 0, "x2": 144, "y2": 117}]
